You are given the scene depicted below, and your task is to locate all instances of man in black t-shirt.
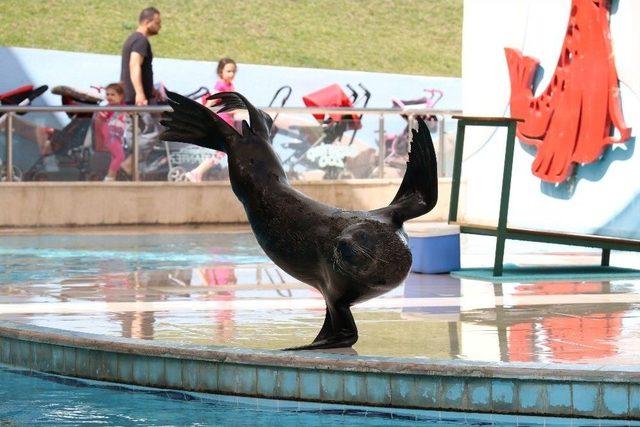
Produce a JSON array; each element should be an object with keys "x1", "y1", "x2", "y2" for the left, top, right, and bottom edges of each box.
[
  {"x1": 121, "y1": 7, "x2": 161, "y2": 105},
  {"x1": 119, "y1": 7, "x2": 162, "y2": 175}
]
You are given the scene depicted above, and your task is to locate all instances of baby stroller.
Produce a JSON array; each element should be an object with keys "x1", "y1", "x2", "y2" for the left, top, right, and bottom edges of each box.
[
  {"x1": 280, "y1": 83, "x2": 371, "y2": 179},
  {"x1": 22, "y1": 86, "x2": 111, "y2": 181},
  {"x1": 0, "y1": 85, "x2": 48, "y2": 118},
  {"x1": 384, "y1": 89, "x2": 443, "y2": 172},
  {"x1": 0, "y1": 84, "x2": 49, "y2": 180}
]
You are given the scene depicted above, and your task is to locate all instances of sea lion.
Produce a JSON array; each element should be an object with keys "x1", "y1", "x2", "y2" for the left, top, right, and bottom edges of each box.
[{"x1": 160, "y1": 91, "x2": 437, "y2": 350}]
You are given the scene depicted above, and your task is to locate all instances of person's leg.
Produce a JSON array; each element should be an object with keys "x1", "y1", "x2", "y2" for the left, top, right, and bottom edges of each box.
[
  {"x1": 104, "y1": 140, "x2": 125, "y2": 180},
  {"x1": 186, "y1": 155, "x2": 218, "y2": 182},
  {"x1": 139, "y1": 112, "x2": 161, "y2": 149},
  {"x1": 120, "y1": 155, "x2": 132, "y2": 176}
]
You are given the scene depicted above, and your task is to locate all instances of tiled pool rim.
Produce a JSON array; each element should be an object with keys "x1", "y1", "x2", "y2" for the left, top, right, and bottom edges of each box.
[{"x1": 1, "y1": 320, "x2": 638, "y2": 420}]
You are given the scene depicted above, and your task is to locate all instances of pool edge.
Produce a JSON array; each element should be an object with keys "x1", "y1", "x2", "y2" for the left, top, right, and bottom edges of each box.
[{"x1": 1, "y1": 320, "x2": 638, "y2": 420}]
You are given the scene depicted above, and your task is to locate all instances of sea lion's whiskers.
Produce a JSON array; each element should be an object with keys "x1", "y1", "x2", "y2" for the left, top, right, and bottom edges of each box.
[{"x1": 352, "y1": 242, "x2": 388, "y2": 263}]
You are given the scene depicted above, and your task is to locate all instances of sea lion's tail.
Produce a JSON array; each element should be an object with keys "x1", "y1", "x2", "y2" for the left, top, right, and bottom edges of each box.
[
  {"x1": 372, "y1": 118, "x2": 438, "y2": 225},
  {"x1": 160, "y1": 90, "x2": 239, "y2": 152}
]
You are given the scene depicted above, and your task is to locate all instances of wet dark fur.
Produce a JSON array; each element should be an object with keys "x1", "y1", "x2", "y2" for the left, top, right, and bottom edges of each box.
[{"x1": 161, "y1": 91, "x2": 437, "y2": 350}]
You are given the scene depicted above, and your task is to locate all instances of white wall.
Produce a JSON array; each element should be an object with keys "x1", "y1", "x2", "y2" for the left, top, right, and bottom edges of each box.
[{"x1": 461, "y1": 0, "x2": 640, "y2": 239}]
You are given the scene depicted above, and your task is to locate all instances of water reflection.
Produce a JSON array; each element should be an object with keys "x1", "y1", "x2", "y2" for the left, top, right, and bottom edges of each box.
[
  {"x1": 2, "y1": 231, "x2": 640, "y2": 363},
  {"x1": 107, "y1": 271, "x2": 161, "y2": 340},
  {"x1": 39, "y1": 264, "x2": 310, "y2": 345},
  {"x1": 456, "y1": 280, "x2": 638, "y2": 364}
]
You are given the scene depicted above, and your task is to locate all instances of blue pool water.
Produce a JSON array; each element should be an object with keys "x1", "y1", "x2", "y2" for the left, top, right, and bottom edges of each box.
[
  {"x1": 0, "y1": 232, "x2": 268, "y2": 284},
  {"x1": 0, "y1": 366, "x2": 635, "y2": 427}
]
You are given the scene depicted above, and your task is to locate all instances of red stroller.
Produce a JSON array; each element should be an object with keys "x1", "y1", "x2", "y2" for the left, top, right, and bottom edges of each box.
[
  {"x1": 302, "y1": 83, "x2": 370, "y2": 145},
  {"x1": 280, "y1": 83, "x2": 371, "y2": 179}
]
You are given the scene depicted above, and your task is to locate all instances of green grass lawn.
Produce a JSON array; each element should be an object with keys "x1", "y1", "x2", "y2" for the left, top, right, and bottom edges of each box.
[{"x1": 0, "y1": 0, "x2": 462, "y2": 76}]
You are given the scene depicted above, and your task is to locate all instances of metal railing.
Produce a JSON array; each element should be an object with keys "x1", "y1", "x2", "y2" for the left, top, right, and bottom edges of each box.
[{"x1": 0, "y1": 105, "x2": 462, "y2": 182}]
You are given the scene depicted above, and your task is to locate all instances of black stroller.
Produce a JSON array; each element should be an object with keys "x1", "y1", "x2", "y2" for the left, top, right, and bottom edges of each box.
[{"x1": 22, "y1": 86, "x2": 111, "y2": 181}]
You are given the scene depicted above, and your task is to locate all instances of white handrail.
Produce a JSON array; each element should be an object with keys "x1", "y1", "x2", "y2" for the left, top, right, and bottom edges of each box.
[{"x1": 0, "y1": 105, "x2": 461, "y2": 116}]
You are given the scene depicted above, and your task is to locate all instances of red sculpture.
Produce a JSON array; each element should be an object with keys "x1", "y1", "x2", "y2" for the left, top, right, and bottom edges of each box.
[{"x1": 505, "y1": 0, "x2": 631, "y2": 183}]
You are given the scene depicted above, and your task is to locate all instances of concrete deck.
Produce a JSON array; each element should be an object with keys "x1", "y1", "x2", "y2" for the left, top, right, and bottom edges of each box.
[{"x1": 1, "y1": 225, "x2": 639, "y2": 363}]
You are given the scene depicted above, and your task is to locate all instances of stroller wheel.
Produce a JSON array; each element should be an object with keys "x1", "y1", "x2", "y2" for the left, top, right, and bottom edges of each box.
[
  {"x1": 167, "y1": 167, "x2": 188, "y2": 182},
  {"x1": 0, "y1": 165, "x2": 22, "y2": 182}
]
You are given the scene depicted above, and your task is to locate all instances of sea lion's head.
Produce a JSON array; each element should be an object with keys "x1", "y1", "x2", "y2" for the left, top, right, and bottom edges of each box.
[{"x1": 332, "y1": 222, "x2": 411, "y2": 287}]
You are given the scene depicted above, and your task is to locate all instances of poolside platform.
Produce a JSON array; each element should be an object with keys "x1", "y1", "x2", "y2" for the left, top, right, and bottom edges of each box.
[{"x1": 1, "y1": 225, "x2": 640, "y2": 420}]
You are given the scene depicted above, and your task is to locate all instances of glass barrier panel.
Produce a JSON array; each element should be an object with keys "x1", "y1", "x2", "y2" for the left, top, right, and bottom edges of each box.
[
  {"x1": 0, "y1": 113, "x2": 11, "y2": 180},
  {"x1": 0, "y1": 107, "x2": 457, "y2": 182},
  {"x1": 268, "y1": 112, "x2": 389, "y2": 181},
  {"x1": 440, "y1": 114, "x2": 458, "y2": 178},
  {"x1": 387, "y1": 113, "x2": 458, "y2": 179},
  {"x1": 131, "y1": 109, "x2": 456, "y2": 182},
  {"x1": 151, "y1": 139, "x2": 225, "y2": 182},
  {"x1": 388, "y1": 113, "x2": 461, "y2": 179},
  {"x1": 2, "y1": 111, "x2": 101, "y2": 182},
  {"x1": 131, "y1": 111, "x2": 177, "y2": 182}
]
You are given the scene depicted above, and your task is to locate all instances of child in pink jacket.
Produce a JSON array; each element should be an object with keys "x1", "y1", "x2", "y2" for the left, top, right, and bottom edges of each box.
[
  {"x1": 94, "y1": 83, "x2": 127, "y2": 181},
  {"x1": 187, "y1": 57, "x2": 238, "y2": 182}
]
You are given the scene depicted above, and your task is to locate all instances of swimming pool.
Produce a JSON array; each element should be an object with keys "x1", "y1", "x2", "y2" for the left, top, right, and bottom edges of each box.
[
  {"x1": 2, "y1": 228, "x2": 640, "y2": 421},
  {"x1": 0, "y1": 230, "x2": 267, "y2": 285},
  {"x1": 1, "y1": 365, "x2": 635, "y2": 426}
]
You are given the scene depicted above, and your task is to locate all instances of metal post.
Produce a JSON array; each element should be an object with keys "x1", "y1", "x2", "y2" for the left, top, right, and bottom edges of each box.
[
  {"x1": 378, "y1": 114, "x2": 385, "y2": 178},
  {"x1": 132, "y1": 113, "x2": 140, "y2": 181},
  {"x1": 601, "y1": 248, "x2": 611, "y2": 267},
  {"x1": 438, "y1": 115, "x2": 446, "y2": 177},
  {"x1": 448, "y1": 120, "x2": 466, "y2": 223},
  {"x1": 493, "y1": 121, "x2": 518, "y2": 277},
  {"x1": 5, "y1": 113, "x2": 13, "y2": 182}
]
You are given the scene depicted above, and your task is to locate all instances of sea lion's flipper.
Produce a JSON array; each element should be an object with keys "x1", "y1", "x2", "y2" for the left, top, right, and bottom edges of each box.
[
  {"x1": 371, "y1": 117, "x2": 438, "y2": 225},
  {"x1": 160, "y1": 90, "x2": 239, "y2": 152},
  {"x1": 283, "y1": 304, "x2": 358, "y2": 351},
  {"x1": 207, "y1": 92, "x2": 273, "y2": 141},
  {"x1": 311, "y1": 307, "x2": 333, "y2": 343}
]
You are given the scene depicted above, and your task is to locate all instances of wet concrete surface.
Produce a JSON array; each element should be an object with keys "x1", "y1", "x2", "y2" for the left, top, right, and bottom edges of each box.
[{"x1": 1, "y1": 226, "x2": 640, "y2": 364}]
